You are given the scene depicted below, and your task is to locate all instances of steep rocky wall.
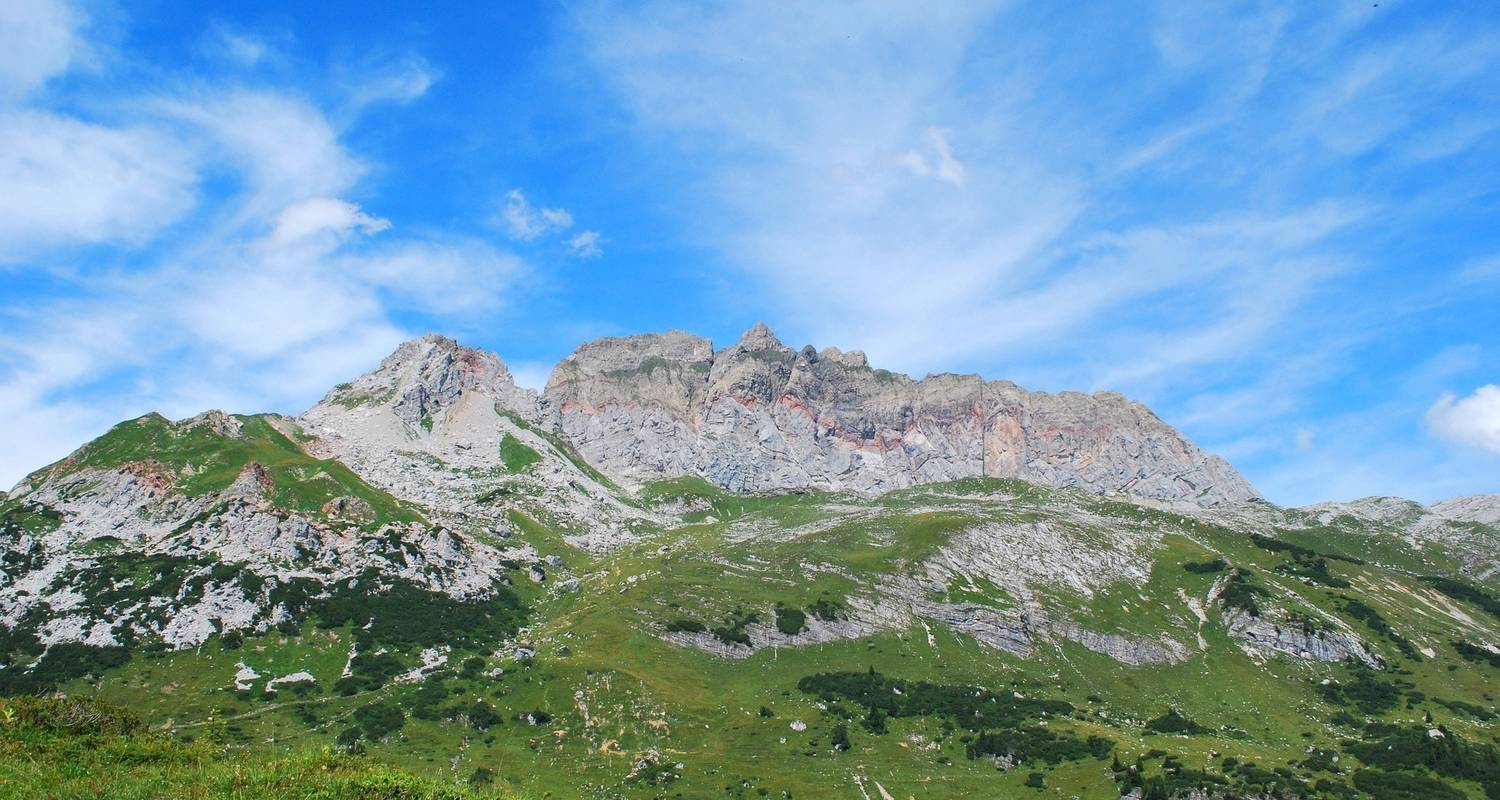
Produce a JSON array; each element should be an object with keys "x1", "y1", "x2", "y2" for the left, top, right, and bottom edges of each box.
[{"x1": 543, "y1": 323, "x2": 1258, "y2": 505}]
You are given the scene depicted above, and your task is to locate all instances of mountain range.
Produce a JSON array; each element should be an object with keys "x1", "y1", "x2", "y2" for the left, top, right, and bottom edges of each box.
[{"x1": 2, "y1": 326, "x2": 1498, "y2": 800}]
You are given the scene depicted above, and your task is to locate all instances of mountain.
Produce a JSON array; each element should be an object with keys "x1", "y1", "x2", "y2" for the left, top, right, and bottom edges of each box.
[
  {"x1": 2, "y1": 329, "x2": 1499, "y2": 800},
  {"x1": 544, "y1": 323, "x2": 1259, "y2": 504}
]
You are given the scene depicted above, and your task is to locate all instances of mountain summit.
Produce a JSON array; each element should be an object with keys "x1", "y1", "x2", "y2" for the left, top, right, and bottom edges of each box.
[{"x1": 542, "y1": 324, "x2": 1258, "y2": 505}]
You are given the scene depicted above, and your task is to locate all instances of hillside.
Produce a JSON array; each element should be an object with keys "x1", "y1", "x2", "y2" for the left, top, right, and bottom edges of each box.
[{"x1": 1, "y1": 331, "x2": 1498, "y2": 800}]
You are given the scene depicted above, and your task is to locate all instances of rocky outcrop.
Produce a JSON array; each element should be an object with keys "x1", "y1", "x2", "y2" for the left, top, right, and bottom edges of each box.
[
  {"x1": 300, "y1": 333, "x2": 659, "y2": 551},
  {"x1": 544, "y1": 323, "x2": 1257, "y2": 505},
  {"x1": 1431, "y1": 494, "x2": 1500, "y2": 525},
  {"x1": 1222, "y1": 609, "x2": 1379, "y2": 667}
]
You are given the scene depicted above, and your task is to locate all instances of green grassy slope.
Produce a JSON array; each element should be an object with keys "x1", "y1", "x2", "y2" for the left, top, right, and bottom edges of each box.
[{"x1": 4, "y1": 472, "x2": 1498, "y2": 799}]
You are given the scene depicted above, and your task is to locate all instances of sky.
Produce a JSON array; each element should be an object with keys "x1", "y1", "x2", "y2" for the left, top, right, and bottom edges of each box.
[{"x1": 1, "y1": 0, "x2": 1498, "y2": 505}]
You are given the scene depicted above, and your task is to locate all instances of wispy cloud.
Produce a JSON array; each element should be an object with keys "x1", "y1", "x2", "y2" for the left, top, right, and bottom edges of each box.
[
  {"x1": 574, "y1": 0, "x2": 1500, "y2": 502},
  {"x1": 0, "y1": 0, "x2": 525, "y2": 487},
  {"x1": 568, "y1": 230, "x2": 603, "y2": 259},
  {"x1": 498, "y1": 188, "x2": 574, "y2": 241}
]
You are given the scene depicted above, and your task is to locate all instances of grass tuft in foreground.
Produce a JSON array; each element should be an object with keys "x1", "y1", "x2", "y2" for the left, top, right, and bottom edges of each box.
[{"x1": 0, "y1": 695, "x2": 520, "y2": 800}]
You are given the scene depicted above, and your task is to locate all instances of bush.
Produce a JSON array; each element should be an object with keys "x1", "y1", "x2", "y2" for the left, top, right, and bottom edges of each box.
[
  {"x1": 1338, "y1": 597, "x2": 1420, "y2": 659},
  {"x1": 1218, "y1": 570, "x2": 1267, "y2": 617},
  {"x1": 831, "y1": 723, "x2": 851, "y2": 751},
  {"x1": 798, "y1": 670, "x2": 1073, "y2": 731},
  {"x1": 1181, "y1": 558, "x2": 1228, "y2": 574},
  {"x1": 2, "y1": 695, "x2": 142, "y2": 735},
  {"x1": 0, "y1": 642, "x2": 131, "y2": 694},
  {"x1": 1420, "y1": 577, "x2": 1500, "y2": 622},
  {"x1": 336, "y1": 651, "x2": 406, "y2": 695},
  {"x1": 1145, "y1": 709, "x2": 1209, "y2": 735},
  {"x1": 775, "y1": 606, "x2": 807, "y2": 636},
  {"x1": 711, "y1": 610, "x2": 759, "y2": 646},
  {"x1": 807, "y1": 597, "x2": 845, "y2": 621},
  {"x1": 1453, "y1": 639, "x2": 1500, "y2": 667},
  {"x1": 468, "y1": 700, "x2": 502, "y2": 731},
  {"x1": 468, "y1": 767, "x2": 494, "y2": 786},
  {"x1": 1025, "y1": 772, "x2": 1046, "y2": 788},
  {"x1": 1352, "y1": 769, "x2": 1465, "y2": 800},
  {"x1": 665, "y1": 619, "x2": 706, "y2": 634},
  {"x1": 460, "y1": 656, "x2": 486, "y2": 679},
  {"x1": 335, "y1": 726, "x2": 363, "y2": 748},
  {"x1": 1319, "y1": 667, "x2": 1401, "y2": 715},
  {"x1": 353, "y1": 702, "x2": 405, "y2": 740}
]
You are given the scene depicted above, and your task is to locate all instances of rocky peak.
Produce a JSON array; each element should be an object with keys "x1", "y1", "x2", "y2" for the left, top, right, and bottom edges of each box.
[
  {"x1": 546, "y1": 331, "x2": 714, "y2": 418},
  {"x1": 311, "y1": 333, "x2": 537, "y2": 427},
  {"x1": 707, "y1": 323, "x2": 797, "y2": 404},
  {"x1": 180, "y1": 410, "x2": 243, "y2": 437},
  {"x1": 542, "y1": 326, "x2": 1261, "y2": 505},
  {"x1": 736, "y1": 321, "x2": 783, "y2": 350}
]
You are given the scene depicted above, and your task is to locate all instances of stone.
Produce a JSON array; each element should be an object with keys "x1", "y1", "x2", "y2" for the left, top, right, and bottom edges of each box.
[{"x1": 543, "y1": 323, "x2": 1259, "y2": 506}]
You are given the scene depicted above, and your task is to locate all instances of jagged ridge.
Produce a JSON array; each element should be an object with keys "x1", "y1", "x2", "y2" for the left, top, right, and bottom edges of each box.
[{"x1": 543, "y1": 323, "x2": 1259, "y2": 505}]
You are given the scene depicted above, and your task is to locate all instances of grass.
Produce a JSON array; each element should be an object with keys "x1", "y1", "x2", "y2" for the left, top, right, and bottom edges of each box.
[
  {"x1": 0, "y1": 695, "x2": 522, "y2": 799},
  {"x1": 9, "y1": 457, "x2": 1500, "y2": 799},
  {"x1": 498, "y1": 435, "x2": 541, "y2": 472},
  {"x1": 48, "y1": 413, "x2": 423, "y2": 530}
]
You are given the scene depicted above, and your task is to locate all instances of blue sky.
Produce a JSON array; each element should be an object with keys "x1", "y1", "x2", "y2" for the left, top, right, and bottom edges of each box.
[{"x1": 1, "y1": 0, "x2": 1498, "y2": 505}]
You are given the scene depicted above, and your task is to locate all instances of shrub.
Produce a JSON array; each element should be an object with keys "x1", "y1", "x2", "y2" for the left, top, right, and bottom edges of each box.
[
  {"x1": 711, "y1": 610, "x2": 759, "y2": 646},
  {"x1": 468, "y1": 767, "x2": 494, "y2": 786},
  {"x1": 353, "y1": 702, "x2": 405, "y2": 740},
  {"x1": 807, "y1": 597, "x2": 845, "y2": 621},
  {"x1": 831, "y1": 723, "x2": 850, "y2": 751},
  {"x1": 1025, "y1": 772, "x2": 1046, "y2": 788},
  {"x1": 1145, "y1": 709, "x2": 1208, "y2": 735},
  {"x1": 1352, "y1": 769, "x2": 1465, "y2": 800},
  {"x1": 468, "y1": 700, "x2": 502, "y2": 731},
  {"x1": 775, "y1": 606, "x2": 807, "y2": 636},
  {"x1": 1338, "y1": 597, "x2": 1420, "y2": 659},
  {"x1": 460, "y1": 656, "x2": 486, "y2": 679},
  {"x1": 1453, "y1": 639, "x2": 1500, "y2": 667},
  {"x1": 1218, "y1": 570, "x2": 1267, "y2": 617},
  {"x1": 2, "y1": 695, "x2": 142, "y2": 735},
  {"x1": 335, "y1": 651, "x2": 406, "y2": 695},
  {"x1": 1318, "y1": 667, "x2": 1401, "y2": 715},
  {"x1": 0, "y1": 643, "x2": 130, "y2": 694},
  {"x1": 665, "y1": 619, "x2": 706, "y2": 634},
  {"x1": 1181, "y1": 558, "x2": 1228, "y2": 574}
]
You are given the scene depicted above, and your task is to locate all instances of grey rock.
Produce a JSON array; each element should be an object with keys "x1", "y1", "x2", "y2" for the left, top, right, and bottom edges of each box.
[{"x1": 543, "y1": 323, "x2": 1258, "y2": 506}]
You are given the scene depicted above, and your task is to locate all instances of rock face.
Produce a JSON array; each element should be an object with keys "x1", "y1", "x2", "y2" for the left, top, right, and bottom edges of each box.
[
  {"x1": 1431, "y1": 495, "x2": 1500, "y2": 526},
  {"x1": 300, "y1": 334, "x2": 657, "y2": 551},
  {"x1": 544, "y1": 324, "x2": 1257, "y2": 505}
]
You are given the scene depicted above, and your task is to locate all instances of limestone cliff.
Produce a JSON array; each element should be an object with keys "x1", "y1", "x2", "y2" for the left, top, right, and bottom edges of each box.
[{"x1": 543, "y1": 323, "x2": 1258, "y2": 505}]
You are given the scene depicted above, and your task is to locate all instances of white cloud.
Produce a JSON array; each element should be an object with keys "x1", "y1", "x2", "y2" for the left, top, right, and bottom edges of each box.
[
  {"x1": 1427, "y1": 386, "x2": 1500, "y2": 455},
  {"x1": 0, "y1": 111, "x2": 198, "y2": 256},
  {"x1": 268, "y1": 197, "x2": 390, "y2": 245},
  {"x1": 0, "y1": 27, "x2": 524, "y2": 487},
  {"x1": 161, "y1": 91, "x2": 365, "y2": 220},
  {"x1": 0, "y1": 0, "x2": 84, "y2": 99},
  {"x1": 498, "y1": 189, "x2": 575, "y2": 240},
  {"x1": 568, "y1": 230, "x2": 603, "y2": 259}
]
